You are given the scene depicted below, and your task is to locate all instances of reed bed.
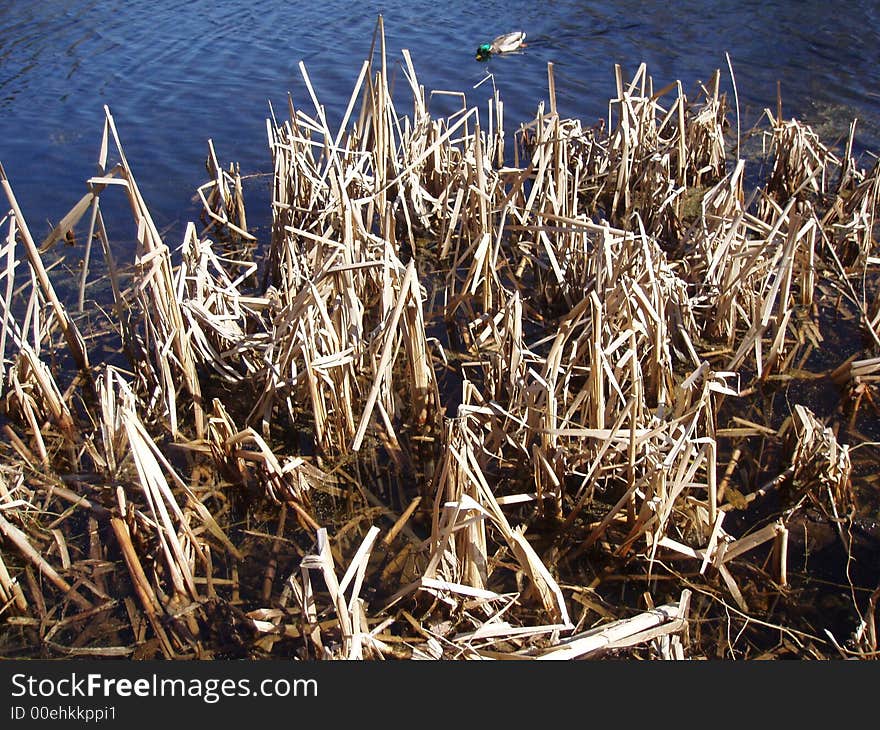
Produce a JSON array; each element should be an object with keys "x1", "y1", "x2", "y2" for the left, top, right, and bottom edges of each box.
[{"x1": 1, "y1": 18, "x2": 879, "y2": 660}]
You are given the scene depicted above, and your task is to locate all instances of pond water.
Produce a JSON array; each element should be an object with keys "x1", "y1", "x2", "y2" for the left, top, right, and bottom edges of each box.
[{"x1": 2, "y1": 0, "x2": 880, "y2": 243}]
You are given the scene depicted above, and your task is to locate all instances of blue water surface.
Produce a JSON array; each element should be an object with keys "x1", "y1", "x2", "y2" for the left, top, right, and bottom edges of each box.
[{"x1": 1, "y1": 0, "x2": 878, "y2": 241}]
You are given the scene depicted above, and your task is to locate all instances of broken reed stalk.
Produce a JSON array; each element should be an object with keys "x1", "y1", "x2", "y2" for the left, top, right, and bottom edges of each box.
[
  {"x1": 0, "y1": 510, "x2": 92, "y2": 610},
  {"x1": 101, "y1": 106, "x2": 206, "y2": 439},
  {"x1": 109, "y1": 517, "x2": 175, "y2": 657},
  {"x1": 0, "y1": 163, "x2": 90, "y2": 372}
]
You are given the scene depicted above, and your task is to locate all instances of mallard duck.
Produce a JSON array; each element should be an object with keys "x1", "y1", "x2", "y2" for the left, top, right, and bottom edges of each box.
[{"x1": 475, "y1": 31, "x2": 526, "y2": 61}]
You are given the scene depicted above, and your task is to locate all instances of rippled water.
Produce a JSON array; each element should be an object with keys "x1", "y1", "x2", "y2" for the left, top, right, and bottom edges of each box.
[{"x1": 2, "y1": 0, "x2": 879, "y2": 240}]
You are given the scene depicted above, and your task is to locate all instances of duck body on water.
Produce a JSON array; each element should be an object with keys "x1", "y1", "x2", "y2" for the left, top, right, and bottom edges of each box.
[{"x1": 475, "y1": 31, "x2": 526, "y2": 61}]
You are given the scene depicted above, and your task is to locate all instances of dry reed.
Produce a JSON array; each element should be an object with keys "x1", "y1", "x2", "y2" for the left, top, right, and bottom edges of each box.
[{"x1": 0, "y1": 16, "x2": 878, "y2": 660}]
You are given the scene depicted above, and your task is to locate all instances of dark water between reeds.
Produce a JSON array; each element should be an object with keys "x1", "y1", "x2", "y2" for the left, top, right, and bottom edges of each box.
[{"x1": 2, "y1": 0, "x2": 880, "y2": 242}]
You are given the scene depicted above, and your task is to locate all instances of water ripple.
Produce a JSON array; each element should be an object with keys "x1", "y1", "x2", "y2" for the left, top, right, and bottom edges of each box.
[{"x1": 1, "y1": 0, "x2": 878, "y2": 236}]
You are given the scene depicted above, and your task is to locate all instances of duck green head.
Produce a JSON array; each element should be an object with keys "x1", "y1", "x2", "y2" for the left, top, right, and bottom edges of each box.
[{"x1": 475, "y1": 43, "x2": 492, "y2": 61}]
